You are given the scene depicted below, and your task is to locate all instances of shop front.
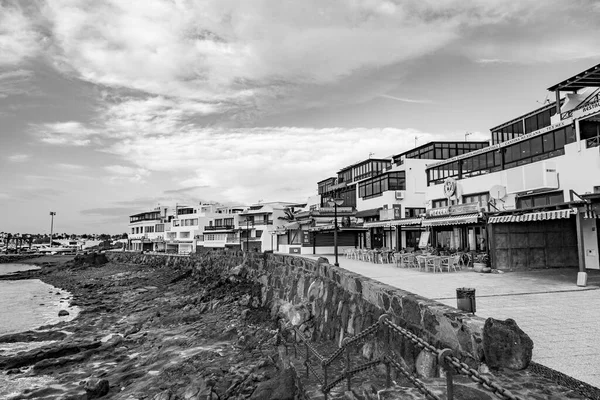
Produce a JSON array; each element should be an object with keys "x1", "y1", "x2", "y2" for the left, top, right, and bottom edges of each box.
[
  {"x1": 422, "y1": 202, "x2": 485, "y2": 251},
  {"x1": 363, "y1": 217, "x2": 423, "y2": 251},
  {"x1": 487, "y1": 207, "x2": 579, "y2": 270}
]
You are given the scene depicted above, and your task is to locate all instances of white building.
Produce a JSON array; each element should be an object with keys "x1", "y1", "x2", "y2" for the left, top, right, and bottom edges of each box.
[
  {"x1": 423, "y1": 62, "x2": 600, "y2": 274},
  {"x1": 128, "y1": 206, "x2": 172, "y2": 251},
  {"x1": 240, "y1": 202, "x2": 304, "y2": 252}
]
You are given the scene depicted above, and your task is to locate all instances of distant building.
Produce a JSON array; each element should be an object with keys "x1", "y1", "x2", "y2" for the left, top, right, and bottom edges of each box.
[{"x1": 128, "y1": 206, "x2": 173, "y2": 252}]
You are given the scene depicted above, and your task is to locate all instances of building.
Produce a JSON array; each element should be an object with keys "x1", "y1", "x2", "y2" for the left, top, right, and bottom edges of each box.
[
  {"x1": 128, "y1": 206, "x2": 173, "y2": 251},
  {"x1": 423, "y1": 62, "x2": 600, "y2": 274},
  {"x1": 306, "y1": 142, "x2": 489, "y2": 254},
  {"x1": 240, "y1": 201, "x2": 304, "y2": 252},
  {"x1": 199, "y1": 204, "x2": 246, "y2": 250}
]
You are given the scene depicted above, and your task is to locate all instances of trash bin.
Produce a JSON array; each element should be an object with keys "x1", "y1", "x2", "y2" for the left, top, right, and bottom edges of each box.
[{"x1": 456, "y1": 287, "x2": 476, "y2": 313}]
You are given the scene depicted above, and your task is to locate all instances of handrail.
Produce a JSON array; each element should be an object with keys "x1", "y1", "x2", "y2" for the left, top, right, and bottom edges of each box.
[{"x1": 280, "y1": 313, "x2": 524, "y2": 400}]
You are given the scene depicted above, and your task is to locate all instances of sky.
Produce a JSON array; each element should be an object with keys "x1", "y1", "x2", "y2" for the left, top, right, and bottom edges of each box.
[{"x1": 1, "y1": 0, "x2": 600, "y2": 234}]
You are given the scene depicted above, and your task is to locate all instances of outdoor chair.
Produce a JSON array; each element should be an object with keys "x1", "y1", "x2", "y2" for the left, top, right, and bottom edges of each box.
[
  {"x1": 415, "y1": 255, "x2": 426, "y2": 271},
  {"x1": 425, "y1": 256, "x2": 442, "y2": 273}
]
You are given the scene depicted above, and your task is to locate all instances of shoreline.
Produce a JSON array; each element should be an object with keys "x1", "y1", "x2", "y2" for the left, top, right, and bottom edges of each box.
[{"x1": 0, "y1": 254, "x2": 293, "y2": 400}]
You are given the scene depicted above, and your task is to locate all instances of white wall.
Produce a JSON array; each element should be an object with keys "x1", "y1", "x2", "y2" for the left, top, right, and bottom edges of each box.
[{"x1": 582, "y1": 218, "x2": 600, "y2": 270}]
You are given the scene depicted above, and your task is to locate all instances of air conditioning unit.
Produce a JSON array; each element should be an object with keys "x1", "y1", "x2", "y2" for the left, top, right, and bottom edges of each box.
[
  {"x1": 506, "y1": 161, "x2": 559, "y2": 194},
  {"x1": 395, "y1": 191, "x2": 405, "y2": 200}
]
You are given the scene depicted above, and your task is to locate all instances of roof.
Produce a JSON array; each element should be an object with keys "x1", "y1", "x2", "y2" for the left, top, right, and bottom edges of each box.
[
  {"x1": 355, "y1": 208, "x2": 382, "y2": 218},
  {"x1": 337, "y1": 158, "x2": 392, "y2": 174},
  {"x1": 393, "y1": 141, "x2": 488, "y2": 159},
  {"x1": 489, "y1": 101, "x2": 559, "y2": 132},
  {"x1": 548, "y1": 62, "x2": 600, "y2": 92}
]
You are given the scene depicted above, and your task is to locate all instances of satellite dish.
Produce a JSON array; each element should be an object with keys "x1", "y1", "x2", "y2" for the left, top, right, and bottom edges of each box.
[{"x1": 489, "y1": 185, "x2": 507, "y2": 200}]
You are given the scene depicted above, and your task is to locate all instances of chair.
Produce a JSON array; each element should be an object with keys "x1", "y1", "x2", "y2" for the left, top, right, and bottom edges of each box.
[
  {"x1": 425, "y1": 256, "x2": 442, "y2": 273},
  {"x1": 415, "y1": 255, "x2": 427, "y2": 271},
  {"x1": 440, "y1": 256, "x2": 450, "y2": 272},
  {"x1": 448, "y1": 255, "x2": 461, "y2": 272}
]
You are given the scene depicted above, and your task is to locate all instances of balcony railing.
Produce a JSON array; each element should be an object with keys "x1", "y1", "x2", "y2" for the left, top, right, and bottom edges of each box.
[
  {"x1": 242, "y1": 220, "x2": 273, "y2": 226},
  {"x1": 586, "y1": 136, "x2": 600, "y2": 149},
  {"x1": 204, "y1": 225, "x2": 236, "y2": 231}
]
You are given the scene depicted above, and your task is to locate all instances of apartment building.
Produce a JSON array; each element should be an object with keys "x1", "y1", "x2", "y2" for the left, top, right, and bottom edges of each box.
[{"x1": 423, "y1": 62, "x2": 600, "y2": 275}]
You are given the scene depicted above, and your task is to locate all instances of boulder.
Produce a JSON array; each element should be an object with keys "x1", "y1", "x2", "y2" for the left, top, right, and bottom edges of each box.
[
  {"x1": 249, "y1": 368, "x2": 296, "y2": 400},
  {"x1": 287, "y1": 304, "x2": 311, "y2": 326},
  {"x1": 84, "y1": 378, "x2": 110, "y2": 399},
  {"x1": 415, "y1": 349, "x2": 437, "y2": 378},
  {"x1": 482, "y1": 318, "x2": 533, "y2": 370},
  {"x1": 58, "y1": 310, "x2": 70, "y2": 317}
]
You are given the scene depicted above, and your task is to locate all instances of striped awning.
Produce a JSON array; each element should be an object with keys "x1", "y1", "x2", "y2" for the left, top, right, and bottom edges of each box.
[
  {"x1": 422, "y1": 213, "x2": 480, "y2": 227},
  {"x1": 363, "y1": 217, "x2": 422, "y2": 228},
  {"x1": 583, "y1": 208, "x2": 599, "y2": 219},
  {"x1": 488, "y1": 208, "x2": 576, "y2": 224}
]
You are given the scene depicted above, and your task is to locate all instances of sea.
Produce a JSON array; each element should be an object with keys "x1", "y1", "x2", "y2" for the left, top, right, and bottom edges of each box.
[{"x1": 0, "y1": 263, "x2": 80, "y2": 398}]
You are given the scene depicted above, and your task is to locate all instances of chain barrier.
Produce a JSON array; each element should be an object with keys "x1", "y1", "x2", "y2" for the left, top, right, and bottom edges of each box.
[
  {"x1": 279, "y1": 315, "x2": 524, "y2": 400},
  {"x1": 386, "y1": 357, "x2": 442, "y2": 400},
  {"x1": 383, "y1": 318, "x2": 523, "y2": 400}
]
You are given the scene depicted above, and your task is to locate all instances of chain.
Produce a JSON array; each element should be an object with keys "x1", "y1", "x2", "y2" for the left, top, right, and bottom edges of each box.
[
  {"x1": 322, "y1": 359, "x2": 382, "y2": 393},
  {"x1": 305, "y1": 360, "x2": 324, "y2": 385},
  {"x1": 445, "y1": 357, "x2": 521, "y2": 400},
  {"x1": 292, "y1": 326, "x2": 325, "y2": 363},
  {"x1": 384, "y1": 320, "x2": 521, "y2": 400},
  {"x1": 324, "y1": 322, "x2": 379, "y2": 366},
  {"x1": 387, "y1": 357, "x2": 442, "y2": 400}
]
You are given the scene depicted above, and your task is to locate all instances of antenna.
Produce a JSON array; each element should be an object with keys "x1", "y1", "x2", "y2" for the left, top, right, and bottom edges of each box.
[
  {"x1": 465, "y1": 132, "x2": 472, "y2": 142},
  {"x1": 368, "y1": 152, "x2": 375, "y2": 159},
  {"x1": 536, "y1": 95, "x2": 550, "y2": 105}
]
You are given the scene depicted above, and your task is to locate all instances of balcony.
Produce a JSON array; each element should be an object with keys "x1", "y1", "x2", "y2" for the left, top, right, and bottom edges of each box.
[
  {"x1": 241, "y1": 220, "x2": 273, "y2": 226},
  {"x1": 586, "y1": 136, "x2": 600, "y2": 149},
  {"x1": 204, "y1": 225, "x2": 236, "y2": 231}
]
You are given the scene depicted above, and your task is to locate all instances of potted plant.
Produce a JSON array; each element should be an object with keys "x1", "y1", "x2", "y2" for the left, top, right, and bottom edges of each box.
[{"x1": 473, "y1": 253, "x2": 491, "y2": 273}]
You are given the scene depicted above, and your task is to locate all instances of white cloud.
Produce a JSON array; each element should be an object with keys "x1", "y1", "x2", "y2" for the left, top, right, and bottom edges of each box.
[
  {"x1": 55, "y1": 163, "x2": 85, "y2": 170},
  {"x1": 32, "y1": 121, "x2": 98, "y2": 146},
  {"x1": 8, "y1": 154, "x2": 30, "y2": 162},
  {"x1": 0, "y1": 2, "x2": 41, "y2": 66},
  {"x1": 103, "y1": 165, "x2": 150, "y2": 184},
  {"x1": 102, "y1": 125, "x2": 488, "y2": 204}
]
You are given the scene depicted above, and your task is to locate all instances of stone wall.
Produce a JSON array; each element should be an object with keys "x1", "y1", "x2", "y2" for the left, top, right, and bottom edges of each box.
[{"x1": 106, "y1": 251, "x2": 489, "y2": 367}]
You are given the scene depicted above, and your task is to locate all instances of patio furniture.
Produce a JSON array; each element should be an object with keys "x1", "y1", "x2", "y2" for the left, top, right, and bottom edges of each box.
[
  {"x1": 425, "y1": 256, "x2": 442, "y2": 273},
  {"x1": 415, "y1": 255, "x2": 427, "y2": 271}
]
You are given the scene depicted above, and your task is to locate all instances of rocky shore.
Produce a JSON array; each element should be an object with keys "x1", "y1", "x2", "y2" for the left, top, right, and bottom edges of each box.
[{"x1": 0, "y1": 254, "x2": 297, "y2": 400}]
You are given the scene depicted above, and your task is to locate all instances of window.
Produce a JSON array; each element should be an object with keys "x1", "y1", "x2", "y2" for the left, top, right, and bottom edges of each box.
[
  {"x1": 516, "y1": 191, "x2": 564, "y2": 209},
  {"x1": 145, "y1": 226, "x2": 155, "y2": 233},
  {"x1": 131, "y1": 228, "x2": 135, "y2": 234},
  {"x1": 405, "y1": 207, "x2": 426, "y2": 218},
  {"x1": 224, "y1": 218, "x2": 234, "y2": 226},
  {"x1": 180, "y1": 232, "x2": 190, "y2": 239},
  {"x1": 215, "y1": 219, "x2": 223, "y2": 227},
  {"x1": 358, "y1": 172, "x2": 405, "y2": 199},
  {"x1": 432, "y1": 199, "x2": 448, "y2": 208},
  {"x1": 462, "y1": 192, "x2": 489, "y2": 210},
  {"x1": 254, "y1": 230, "x2": 263, "y2": 238}
]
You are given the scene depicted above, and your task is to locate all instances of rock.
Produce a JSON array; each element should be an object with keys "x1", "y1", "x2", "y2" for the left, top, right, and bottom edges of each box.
[
  {"x1": 58, "y1": 310, "x2": 70, "y2": 316},
  {"x1": 482, "y1": 318, "x2": 533, "y2": 370},
  {"x1": 415, "y1": 349, "x2": 437, "y2": 378},
  {"x1": 241, "y1": 309, "x2": 251, "y2": 319},
  {"x1": 84, "y1": 378, "x2": 110, "y2": 399},
  {"x1": 230, "y1": 263, "x2": 248, "y2": 278},
  {"x1": 287, "y1": 304, "x2": 311, "y2": 326},
  {"x1": 153, "y1": 390, "x2": 172, "y2": 400},
  {"x1": 249, "y1": 368, "x2": 296, "y2": 400}
]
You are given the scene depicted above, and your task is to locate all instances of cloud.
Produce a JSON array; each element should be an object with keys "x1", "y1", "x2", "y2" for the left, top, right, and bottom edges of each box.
[
  {"x1": 0, "y1": 2, "x2": 42, "y2": 66},
  {"x1": 0, "y1": 69, "x2": 35, "y2": 98},
  {"x1": 32, "y1": 121, "x2": 98, "y2": 146},
  {"x1": 80, "y1": 206, "x2": 142, "y2": 217},
  {"x1": 55, "y1": 163, "x2": 85, "y2": 170},
  {"x1": 163, "y1": 186, "x2": 209, "y2": 195},
  {"x1": 8, "y1": 154, "x2": 30, "y2": 162},
  {"x1": 103, "y1": 165, "x2": 150, "y2": 183},
  {"x1": 379, "y1": 94, "x2": 433, "y2": 104},
  {"x1": 102, "y1": 125, "x2": 488, "y2": 204}
]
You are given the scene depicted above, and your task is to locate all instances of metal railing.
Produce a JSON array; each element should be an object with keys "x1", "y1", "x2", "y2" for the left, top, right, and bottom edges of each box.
[
  {"x1": 560, "y1": 92, "x2": 600, "y2": 120},
  {"x1": 586, "y1": 136, "x2": 600, "y2": 149},
  {"x1": 279, "y1": 314, "x2": 523, "y2": 400}
]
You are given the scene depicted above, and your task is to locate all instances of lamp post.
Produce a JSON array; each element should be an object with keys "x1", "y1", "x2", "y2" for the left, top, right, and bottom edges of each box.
[
  {"x1": 465, "y1": 131, "x2": 472, "y2": 142},
  {"x1": 327, "y1": 197, "x2": 344, "y2": 267},
  {"x1": 49, "y1": 212, "x2": 56, "y2": 248}
]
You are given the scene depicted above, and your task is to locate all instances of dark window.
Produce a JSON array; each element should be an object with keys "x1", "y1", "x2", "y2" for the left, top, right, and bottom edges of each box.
[
  {"x1": 554, "y1": 128, "x2": 566, "y2": 149},
  {"x1": 517, "y1": 191, "x2": 564, "y2": 209},
  {"x1": 530, "y1": 136, "x2": 543, "y2": 156},
  {"x1": 565, "y1": 125, "x2": 576, "y2": 144},
  {"x1": 432, "y1": 199, "x2": 448, "y2": 208},
  {"x1": 405, "y1": 208, "x2": 426, "y2": 218},
  {"x1": 542, "y1": 132, "x2": 554, "y2": 152}
]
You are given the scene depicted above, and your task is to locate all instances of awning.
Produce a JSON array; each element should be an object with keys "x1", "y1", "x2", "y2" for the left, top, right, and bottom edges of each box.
[
  {"x1": 422, "y1": 213, "x2": 480, "y2": 227},
  {"x1": 283, "y1": 221, "x2": 300, "y2": 230},
  {"x1": 308, "y1": 225, "x2": 367, "y2": 232},
  {"x1": 355, "y1": 208, "x2": 382, "y2": 218},
  {"x1": 488, "y1": 208, "x2": 576, "y2": 224},
  {"x1": 363, "y1": 217, "x2": 422, "y2": 228},
  {"x1": 583, "y1": 209, "x2": 599, "y2": 219}
]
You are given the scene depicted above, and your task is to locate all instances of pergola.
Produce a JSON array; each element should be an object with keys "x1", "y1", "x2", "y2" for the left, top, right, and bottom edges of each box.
[{"x1": 548, "y1": 62, "x2": 600, "y2": 115}]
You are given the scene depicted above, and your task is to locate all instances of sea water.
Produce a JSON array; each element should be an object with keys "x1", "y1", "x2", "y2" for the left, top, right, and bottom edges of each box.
[
  {"x1": 0, "y1": 264, "x2": 79, "y2": 338},
  {"x1": 0, "y1": 264, "x2": 79, "y2": 398}
]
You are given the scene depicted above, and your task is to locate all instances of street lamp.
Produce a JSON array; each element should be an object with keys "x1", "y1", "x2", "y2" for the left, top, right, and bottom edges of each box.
[
  {"x1": 327, "y1": 197, "x2": 344, "y2": 267},
  {"x1": 465, "y1": 131, "x2": 472, "y2": 142},
  {"x1": 49, "y1": 212, "x2": 56, "y2": 248}
]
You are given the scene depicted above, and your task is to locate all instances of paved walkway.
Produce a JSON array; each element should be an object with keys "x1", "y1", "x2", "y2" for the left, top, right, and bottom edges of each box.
[{"x1": 295, "y1": 253, "x2": 600, "y2": 389}]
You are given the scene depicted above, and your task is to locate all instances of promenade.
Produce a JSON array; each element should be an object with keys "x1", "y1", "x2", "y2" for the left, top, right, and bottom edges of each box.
[{"x1": 296, "y1": 253, "x2": 600, "y2": 389}]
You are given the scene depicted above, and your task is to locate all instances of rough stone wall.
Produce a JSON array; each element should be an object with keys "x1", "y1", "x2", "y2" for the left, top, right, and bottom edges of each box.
[{"x1": 106, "y1": 251, "x2": 487, "y2": 366}]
